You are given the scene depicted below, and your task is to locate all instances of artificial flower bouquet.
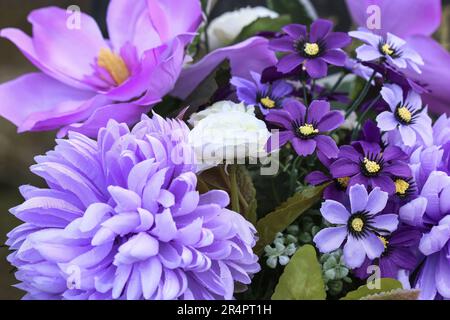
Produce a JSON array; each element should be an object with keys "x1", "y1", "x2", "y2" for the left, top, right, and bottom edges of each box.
[{"x1": 0, "y1": 0, "x2": 449, "y2": 300}]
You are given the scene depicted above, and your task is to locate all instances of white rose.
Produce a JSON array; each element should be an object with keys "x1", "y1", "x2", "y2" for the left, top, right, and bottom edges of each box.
[
  {"x1": 188, "y1": 101, "x2": 271, "y2": 165},
  {"x1": 207, "y1": 6, "x2": 279, "y2": 50},
  {"x1": 188, "y1": 100, "x2": 255, "y2": 127}
]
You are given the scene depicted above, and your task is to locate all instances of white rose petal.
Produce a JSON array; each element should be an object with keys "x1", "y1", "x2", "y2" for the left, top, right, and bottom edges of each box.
[
  {"x1": 207, "y1": 6, "x2": 279, "y2": 50},
  {"x1": 188, "y1": 100, "x2": 255, "y2": 127}
]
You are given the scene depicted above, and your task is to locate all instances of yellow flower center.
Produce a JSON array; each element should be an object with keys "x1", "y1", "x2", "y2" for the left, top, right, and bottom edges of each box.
[
  {"x1": 395, "y1": 179, "x2": 410, "y2": 195},
  {"x1": 299, "y1": 124, "x2": 319, "y2": 136},
  {"x1": 304, "y1": 42, "x2": 320, "y2": 56},
  {"x1": 378, "y1": 236, "x2": 389, "y2": 249},
  {"x1": 337, "y1": 177, "x2": 350, "y2": 188},
  {"x1": 397, "y1": 107, "x2": 412, "y2": 123},
  {"x1": 260, "y1": 97, "x2": 276, "y2": 109},
  {"x1": 98, "y1": 48, "x2": 130, "y2": 86},
  {"x1": 363, "y1": 157, "x2": 381, "y2": 174},
  {"x1": 381, "y1": 43, "x2": 394, "y2": 56},
  {"x1": 351, "y1": 218, "x2": 364, "y2": 232}
]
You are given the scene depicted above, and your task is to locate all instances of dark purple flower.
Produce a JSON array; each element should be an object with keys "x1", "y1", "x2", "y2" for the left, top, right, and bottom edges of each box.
[
  {"x1": 305, "y1": 152, "x2": 348, "y2": 202},
  {"x1": 354, "y1": 225, "x2": 421, "y2": 279},
  {"x1": 6, "y1": 114, "x2": 259, "y2": 300},
  {"x1": 266, "y1": 99, "x2": 344, "y2": 158},
  {"x1": 330, "y1": 142, "x2": 412, "y2": 195},
  {"x1": 314, "y1": 184, "x2": 399, "y2": 268},
  {"x1": 231, "y1": 72, "x2": 293, "y2": 115},
  {"x1": 0, "y1": 0, "x2": 203, "y2": 137},
  {"x1": 269, "y1": 19, "x2": 351, "y2": 78}
]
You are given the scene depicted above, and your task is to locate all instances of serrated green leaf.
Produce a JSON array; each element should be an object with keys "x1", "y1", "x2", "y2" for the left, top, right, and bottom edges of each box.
[
  {"x1": 341, "y1": 278, "x2": 403, "y2": 300},
  {"x1": 272, "y1": 245, "x2": 326, "y2": 300},
  {"x1": 254, "y1": 184, "x2": 326, "y2": 255},
  {"x1": 234, "y1": 15, "x2": 291, "y2": 43},
  {"x1": 267, "y1": 0, "x2": 313, "y2": 24},
  {"x1": 361, "y1": 289, "x2": 420, "y2": 300}
]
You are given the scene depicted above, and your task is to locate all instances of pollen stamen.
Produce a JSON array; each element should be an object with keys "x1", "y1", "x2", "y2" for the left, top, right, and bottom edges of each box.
[
  {"x1": 397, "y1": 107, "x2": 412, "y2": 123},
  {"x1": 395, "y1": 179, "x2": 410, "y2": 195},
  {"x1": 381, "y1": 43, "x2": 394, "y2": 56},
  {"x1": 98, "y1": 48, "x2": 130, "y2": 86},
  {"x1": 363, "y1": 157, "x2": 381, "y2": 174},
  {"x1": 298, "y1": 124, "x2": 319, "y2": 137},
  {"x1": 304, "y1": 43, "x2": 320, "y2": 56},
  {"x1": 351, "y1": 218, "x2": 364, "y2": 232},
  {"x1": 260, "y1": 97, "x2": 276, "y2": 109}
]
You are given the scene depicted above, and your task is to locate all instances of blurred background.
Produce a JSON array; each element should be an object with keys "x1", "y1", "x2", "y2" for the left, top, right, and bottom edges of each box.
[{"x1": 0, "y1": 0, "x2": 449, "y2": 299}]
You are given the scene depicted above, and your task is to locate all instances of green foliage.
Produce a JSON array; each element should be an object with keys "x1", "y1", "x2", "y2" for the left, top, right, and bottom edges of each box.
[
  {"x1": 254, "y1": 184, "x2": 326, "y2": 255},
  {"x1": 361, "y1": 289, "x2": 420, "y2": 300},
  {"x1": 234, "y1": 15, "x2": 291, "y2": 43},
  {"x1": 267, "y1": 0, "x2": 313, "y2": 25},
  {"x1": 341, "y1": 278, "x2": 403, "y2": 300},
  {"x1": 272, "y1": 245, "x2": 326, "y2": 300}
]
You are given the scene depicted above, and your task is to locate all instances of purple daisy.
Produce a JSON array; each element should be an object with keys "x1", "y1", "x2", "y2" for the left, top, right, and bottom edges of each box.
[
  {"x1": 231, "y1": 71, "x2": 293, "y2": 115},
  {"x1": 349, "y1": 29, "x2": 424, "y2": 74},
  {"x1": 6, "y1": 114, "x2": 259, "y2": 300},
  {"x1": 305, "y1": 152, "x2": 348, "y2": 202},
  {"x1": 330, "y1": 142, "x2": 412, "y2": 195},
  {"x1": 399, "y1": 171, "x2": 450, "y2": 300},
  {"x1": 265, "y1": 98, "x2": 344, "y2": 158},
  {"x1": 376, "y1": 84, "x2": 433, "y2": 147},
  {"x1": 354, "y1": 225, "x2": 421, "y2": 279},
  {"x1": 314, "y1": 184, "x2": 399, "y2": 269},
  {"x1": 269, "y1": 19, "x2": 351, "y2": 78}
]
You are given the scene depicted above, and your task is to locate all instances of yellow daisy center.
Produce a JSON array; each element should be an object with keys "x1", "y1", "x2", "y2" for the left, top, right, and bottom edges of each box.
[
  {"x1": 397, "y1": 107, "x2": 412, "y2": 123},
  {"x1": 98, "y1": 48, "x2": 130, "y2": 86},
  {"x1": 381, "y1": 43, "x2": 394, "y2": 56},
  {"x1": 395, "y1": 179, "x2": 410, "y2": 195},
  {"x1": 351, "y1": 218, "x2": 364, "y2": 232},
  {"x1": 363, "y1": 157, "x2": 381, "y2": 174},
  {"x1": 299, "y1": 124, "x2": 319, "y2": 137},
  {"x1": 378, "y1": 236, "x2": 389, "y2": 249},
  {"x1": 304, "y1": 42, "x2": 320, "y2": 56},
  {"x1": 337, "y1": 177, "x2": 350, "y2": 188},
  {"x1": 260, "y1": 97, "x2": 276, "y2": 109}
]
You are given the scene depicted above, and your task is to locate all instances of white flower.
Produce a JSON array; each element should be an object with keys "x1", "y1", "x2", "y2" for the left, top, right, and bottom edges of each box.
[
  {"x1": 339, "y1": 110, "x2": 358, "y2": 131},
  {"x1": 188, "y1": 101, "x2": 270, "y2": 165},
  {"x1": 188, "y1": 100, "x2": 254, "y2": 127},
  {"x1": 207, "y1": 6, "x2": 278, "y2": 50}
]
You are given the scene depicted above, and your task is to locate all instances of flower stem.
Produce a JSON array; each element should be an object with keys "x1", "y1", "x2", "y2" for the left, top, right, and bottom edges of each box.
[
  {"x1": 229, "y1": 164, "x2": 241, "y2": 213},
  {"x1": 346, "y1": 70, "x2": 377, "y2": 117},
  {"x1": 351, "y1": 94, "x2": 381, "y2": 140},
  {"x1": 326, "y1": 72, "x2": 348, "y2": 97}
]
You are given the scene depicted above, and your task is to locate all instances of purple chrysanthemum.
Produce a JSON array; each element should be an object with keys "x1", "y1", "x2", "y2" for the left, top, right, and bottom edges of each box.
[
  {"x1": 376, "y1": 84, "x2": 432, "y2": 147},
  {"x1": 314, "y1": 184, "x2": 399, "y2": 269},
  {"x1": 6, "y1": 114, "x2": 259, "y2": 300},
  {"x1": 269, "y1": 19, "x2": 351, "y2": 78},
  {"x1": 231, "y1": 72, "x2": 293, "y2": 115},
  {"x1": 330, "y1": 142, "x2": 412, "y2": 195},
  {"x1": 349, "y1": 29, "x2": 424, "y2": 74},
  {"x1": 399, "y1": 171, "x2": 450, "y2": 300},
  {"x1": 265, "y1": 99, "x2": 343, "y2": 158}
]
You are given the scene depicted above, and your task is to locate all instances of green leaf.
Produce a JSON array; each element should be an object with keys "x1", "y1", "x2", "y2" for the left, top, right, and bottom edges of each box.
[
  {"x1": 272, "y1": 245, "x2": 326, "y2": 300},
  {"x1": 267, "y1": 0, "x2": 313, "y2": 24},
  {"x1": 254, "y1": 184, "x2": 326, "y2": 255},
  {"x1": 341, "y1": 278, "x2": 403, "y2": 300},
  {"x1": 361, "y1": 289, "x2": 420, "y2": 300},
  {"x1": 234, "y1": 15, "x2": 291, "y2": 43}
]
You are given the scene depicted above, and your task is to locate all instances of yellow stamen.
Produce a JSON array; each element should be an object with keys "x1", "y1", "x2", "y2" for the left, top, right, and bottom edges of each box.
[
  {"x1": 363, "y1": 157, "x2": 381, "y2": 174},
  {"x1": 351, "y1": 218, "x2": 364, "y2": 232},
  {"x1": 381, "y1": 43, "x2": 394, "y2": 56},
  {"x1": 395, "y1": 179, "x2": 410, "y2": 195},
  {"x1": 299, "y1": 124, "x2": 319, "y2": 136},
  {"x1": 378, "y1": 236, "x2": 389, "y2": 249},
  {"x1": 98, "y1": 48, "x2": 130, "y2": 86},
  {"x1": 260, "y1": 97, "x2": 276, "y2": 109},
  {"x1": 304, "y1": 43, "x2": 320, "y2": 56},
  {"x1": 337, "y1": 177, "x2": 350, "y2": 188},
  {"x1": 397, "y1": 107, "x2": 412, "y2": 123}
]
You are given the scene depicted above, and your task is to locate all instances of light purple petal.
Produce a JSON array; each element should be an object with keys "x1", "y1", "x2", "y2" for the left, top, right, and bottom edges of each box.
[
  {"x1": 372, "y1": 214, "x2": 399, "y2": 233},
  {"x1": 313, "y1": 227, "x2": 347, "y2": 253},
  {"x1": 320, "y1": 200, "x2": 350, "y2": 224},
  {"x1": 344, "y1": 235, "x2": 366, "y2": 268},
  {"x1": 349, "y1": 184, "x2": 369, "y2": 213}
]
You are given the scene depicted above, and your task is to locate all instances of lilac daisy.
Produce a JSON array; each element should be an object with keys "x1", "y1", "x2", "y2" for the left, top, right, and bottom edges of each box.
[
  {"x1": 269, "y1": 19, "x2": 351, "y2": 78},
  {"x1": 314, "y1": 184, "x2": 399, "y2": 269},
  {"x1": 399, "y1": 171, "x2": 450, "y2": 300},
  {"x1": 6, "y1": 114, "x2": 259, "y2": 300},
  {"x1": 231, "y1": 71, "x2": 293, "y2": 115},
  {"x1": 330, "y1": 143, "x2": 412, "y2": 194},
  {"x1": 265, "y1": 98, "x2": 344, "y2": 158},
  {"x1": 376, "y1": 84, "x2": 432, "y2": 147},
  {"x1": 349, "y1": 29, "x2": 424, "y2": 74}
]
